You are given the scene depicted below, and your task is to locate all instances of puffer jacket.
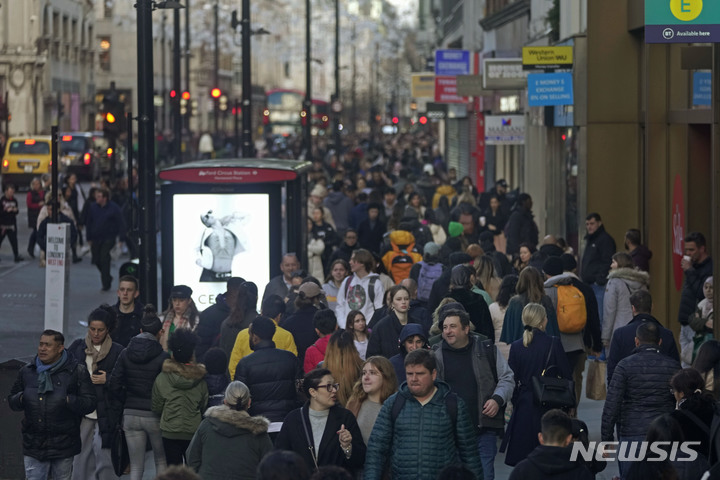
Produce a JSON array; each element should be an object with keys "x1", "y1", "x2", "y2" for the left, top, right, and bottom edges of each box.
[
  {"x1": 152, "y1": 359, "x2": 209, "y2": 440},
  {"x1": 381, "y1": 230, "x2": 423, "y2": 283},
  {"x1": 602, "y1": 268, "x2": 650, "y2": 344},
  {"x1": 8, "y1": 355, "x2": 97, "y2": 461},
  {"x1": 364, "y1": 381, "x2": 483, "y2": 480},
  {"x1": 601, "y1": 344, "x2": 680, "y2": 440},
  {"x1": 234, "y1": 341, "x2": 300, "y2": 422},
  {"x1": 108, "y1": 332, "x2": 170, "y2": 411},
  {"x1": 186, "y1": 405, "x2": 273, "y2": 480},
  {"x1": 67, "y1": 338, "x2": 124, "y2": 447}
]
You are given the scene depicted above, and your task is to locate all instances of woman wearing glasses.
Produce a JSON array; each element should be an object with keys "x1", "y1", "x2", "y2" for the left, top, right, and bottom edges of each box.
[{"x1": 275, "y1": 368, "x2": 366, "y2": 474}]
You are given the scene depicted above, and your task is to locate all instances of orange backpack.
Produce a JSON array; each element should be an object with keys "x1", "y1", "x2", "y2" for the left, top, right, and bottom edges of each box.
[
  {"x1": 382, "y1": 241, "x2": 422, "y2": 284},
  {"x1": 554, "y1": 284, "x2": 587, "y2": 333}
]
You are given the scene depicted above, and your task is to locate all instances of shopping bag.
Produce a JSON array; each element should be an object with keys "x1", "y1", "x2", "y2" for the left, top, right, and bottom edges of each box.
[
  {"x1": 586, "y1": 360, "x2": 607, "y2": 400},
  {"x1": 110, "y1": 424, "x2": 130, "y2": 477}
]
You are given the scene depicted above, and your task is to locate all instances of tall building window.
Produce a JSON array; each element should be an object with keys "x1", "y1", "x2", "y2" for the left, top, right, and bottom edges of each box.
[
  {"x1": 99, "y1": 36, "x2": 111, "y2": 71},
  {"x1": 104, "y1": 0, "x2": 113, "y2": 18}
]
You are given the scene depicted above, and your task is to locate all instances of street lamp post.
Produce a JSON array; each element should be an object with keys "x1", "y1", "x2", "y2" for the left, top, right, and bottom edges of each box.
[
  {"x1": 304, "y1": 0, "x2": 312, "y2": 162},
  {"x1": 241, "y1": 0, "x2": 252, "y2": 157},
  {"x1": 173, "y1": 7, "x2": 182, "y2": 164},
  {"x1": 334, "y1": 0, "x2": 341, "y2": 154},
  {"x1": 214, "y1": 0, "x2": 220, "y2": 135},
  {"x1": 135, "y1": 0, "x2": 158, "y2": 308}
]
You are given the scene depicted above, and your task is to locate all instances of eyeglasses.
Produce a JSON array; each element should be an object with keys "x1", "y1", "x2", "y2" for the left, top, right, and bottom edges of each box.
[{"x1": 315, "y1": 383, "x2": 340, "y2": 392}]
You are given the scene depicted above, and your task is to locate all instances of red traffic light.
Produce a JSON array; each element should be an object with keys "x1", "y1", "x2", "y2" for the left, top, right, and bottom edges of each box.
[
  {"x1": 210, "y1": 88, "x2": 222, "y2": 99},
  {"x1": 392, "y1": 116, "x2": 399, "y2": 124},
  {"x1": 419, "y1": 116, "x2": 428, "y2": 125},
  {"x1": 170, "y1": 90, "x2": 177, "y2": 98},
  {"x1": 182, "y1": 91, "x2": 191, "y2": 100}
]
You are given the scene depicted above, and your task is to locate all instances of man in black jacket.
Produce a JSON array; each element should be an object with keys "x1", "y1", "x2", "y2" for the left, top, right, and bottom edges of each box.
[
  {"x1": 504, "y1": 193, "x2": 539, "y2": 256},
  {"x1": 509, "y1": 409, "x2": 593, "y2": 480},
  {"x1": 607, "y1": 290, "x2": 680, "y2": 382},
  {"x1": 8, "y1": 330, "x2": 97, "y2": 480},
  {"x1": 580, "y1": 213, "x2": 616, "y2": 326},
  {"x1": 112, "y1": 275, "x2": 144, "y2": 347},
  {"x1": 601, "y1": 322, "x2": 680, "y2": 479},
  {"x1": 234, "y1": 316, "x2": 300, "y2": 430},
  {"x1": 678, "y1": 231, "x2": 713, "y2": 366}
]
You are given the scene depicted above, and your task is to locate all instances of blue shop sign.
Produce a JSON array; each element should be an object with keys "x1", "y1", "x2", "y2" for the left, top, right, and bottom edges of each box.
[
  {"x1": 527, "y1": 73, "x2": 574, "y2": 107},
  {"x1": 435, "y1": 50, "x2": 470, "y2": 76},
  {"x1": 693, "y1": 71, "x2": 711, "y2": 106}
]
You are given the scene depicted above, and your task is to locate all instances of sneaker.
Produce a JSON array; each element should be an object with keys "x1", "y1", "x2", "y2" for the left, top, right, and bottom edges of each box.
[{"x1": 14, "y1": 256, "x2": 23, "y2": 263}]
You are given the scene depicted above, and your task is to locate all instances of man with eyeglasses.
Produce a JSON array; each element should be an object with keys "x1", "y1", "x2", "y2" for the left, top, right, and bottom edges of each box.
[
  {"x1": 328, "y1": 228, "x2": 359, "y2": 265},
  {"x1": 364, "y1": 349, "x2": 483, "y2": 480}
]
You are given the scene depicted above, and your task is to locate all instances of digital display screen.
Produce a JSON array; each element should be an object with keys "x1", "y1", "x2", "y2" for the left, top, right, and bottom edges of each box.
[{"x1": 171, "y1": 193, "x2": 271, "y2": 310}]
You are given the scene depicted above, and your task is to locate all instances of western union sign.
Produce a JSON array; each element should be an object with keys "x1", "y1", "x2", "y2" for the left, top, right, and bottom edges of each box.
[{"x1": 522, "y1": 46, "x2": 573, "y2": 70}]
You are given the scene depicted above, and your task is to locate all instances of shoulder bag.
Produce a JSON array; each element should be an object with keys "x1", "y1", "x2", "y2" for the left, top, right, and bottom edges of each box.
[{"x1": 531, "y1": 338, "x2": 576, "y2": 409}]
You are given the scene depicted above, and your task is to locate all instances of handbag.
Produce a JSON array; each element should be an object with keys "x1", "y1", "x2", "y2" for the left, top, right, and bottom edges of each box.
[
  {"x1": 531, "y1": 339, "x2": 576, "y2": 409},
  {"x1": 110, "y1": 421, "x2": 130, "y2": 477},
  {"x1": 585, "y1": 359, "x2": 607, "y2": 400}
]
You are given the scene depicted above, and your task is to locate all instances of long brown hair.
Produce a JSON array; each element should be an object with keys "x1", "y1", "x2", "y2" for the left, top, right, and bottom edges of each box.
[
  {"x1": 515, "y1": 266, "x2": 545, "y2": 304},
  {"x1": 324, "y1": 330, "x2": 363, "y2": 406},
  {"x1": 346, "y1": 356, "x2": 398, "y2": 416}
]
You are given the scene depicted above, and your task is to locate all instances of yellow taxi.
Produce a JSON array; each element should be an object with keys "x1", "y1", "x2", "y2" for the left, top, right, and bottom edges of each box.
[{"x1": 1, "y1": 136, "x2": 52, "y2": 189}]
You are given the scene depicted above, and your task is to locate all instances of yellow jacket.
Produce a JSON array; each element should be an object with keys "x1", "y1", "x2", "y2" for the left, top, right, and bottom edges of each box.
[{"x1": 227, "y1": 322, "x2": 298, "y2": 379}]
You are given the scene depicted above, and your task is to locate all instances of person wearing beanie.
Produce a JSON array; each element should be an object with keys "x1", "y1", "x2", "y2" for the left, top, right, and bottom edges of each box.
[
  {"x1": 542, "y1": 256, "x2": 602, "y2": 405},
  {"x1": 388, "y1": 324, "x2": 428, "y2": 383},
  {"x1": 309, "y1": 184, "x2": 336, "y2": 229},
  {"x1": 108, "y1": 306, "x2": 170, "y2": 479},
  {"x1": 202, "y1": 347, "x2": 230, "y2": 408},
  {"x1": 152, "y1": 328, "x2": 208, "y2": 466},
  {"x1": 186, "y1": 381, "x2": 273, "y2": 480}
]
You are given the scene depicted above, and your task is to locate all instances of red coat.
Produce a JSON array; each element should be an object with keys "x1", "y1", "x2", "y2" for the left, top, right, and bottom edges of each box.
[{"x1": 303, "y1": 334, "x2": 331, "y2": 373}]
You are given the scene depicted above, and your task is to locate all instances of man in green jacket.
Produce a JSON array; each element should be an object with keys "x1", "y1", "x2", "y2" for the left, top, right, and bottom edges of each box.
[{"x1": 364, "y1": 349, "x2": 483, "y2": 480}]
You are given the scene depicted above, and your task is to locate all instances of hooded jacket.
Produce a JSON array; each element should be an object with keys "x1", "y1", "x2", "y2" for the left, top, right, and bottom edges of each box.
[
  {"x1": 8, "y1": 354, "x2": 97, "y2": 461},
  {"x1": 186, "y1": 405, "x2": 273, "y2": 480},
  {"x1": 152, "y1": 358, "x2": 209, "y2": 440},
  {"x1": 431, "y1": 184, "x2": 457, "y2": 209},
  {"x1": 508, "y1": 445, "x2": 594, "y2": 480},
  {"x1": 602, "y1": 267, "x2": 650, "y2": 344},
  {"x1": 108, "y1": 332, "x2": 170, "y2": 412},
  {"x1": 504, "y1": 205, "x2": 539, "y2": 255}
]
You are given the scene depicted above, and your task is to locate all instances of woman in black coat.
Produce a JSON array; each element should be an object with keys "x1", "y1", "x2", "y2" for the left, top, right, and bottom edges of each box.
[
  {"x1": 67, "y1": 305, "x2": 125, "y2": 480},
  {"x1": 446, "y1": 265, "x2": 494, "y2": 340},
  {"x1": 669, "y1": 368, "x2": 716, "y2": 459},
  {"x1": 275, "y1": 368, "x2": 366, "y2": 474},
  {"x1": 501, "y1": 302, "x2": 572, "y2": 467},
  {"x1": 366, "y1": 285, "x2": 430, "y2": 359}
]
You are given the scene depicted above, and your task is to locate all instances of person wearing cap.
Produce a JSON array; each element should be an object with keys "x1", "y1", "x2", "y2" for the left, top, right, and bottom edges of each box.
[
  {"x1": 262, "y1": 253, "x2": 301, "y2": 305},
  {"x1": 308, "y1": 184, "x2": 336, "y2": 229},
  {"x1": 389, "y1": 324, "x2": 428, "y2": 383},
  {"x1": 186, "y1": 381, "x2": 273, "y2": 480},
  {"x1": 159, "y1": 285, "x2": 200, "y2": 352},
  {"x1": 151, "y1": 328, "x2": 208, "y2": 466},
  {"x1": 282, "y1": 282, "x2": 326, "y2": 366},
  {"x1": 542, "y1": 256, "x2": 602, "y2": 406},
  {"x1": 432, "y1": 307, "x2": 514, "y2": 480},
  {"x1": 108, "y1": 307, "x2": 170, "y2": 479}
]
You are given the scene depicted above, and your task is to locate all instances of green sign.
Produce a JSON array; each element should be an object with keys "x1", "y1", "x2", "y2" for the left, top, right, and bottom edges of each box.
[{"x1": 645, "y1": 0, "x2": 720, "y2": 43}]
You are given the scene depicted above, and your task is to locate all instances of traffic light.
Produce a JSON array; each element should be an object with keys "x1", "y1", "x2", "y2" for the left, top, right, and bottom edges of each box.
[
  {"x1": 210, "y1": 88, "x2": 222, "y2": 99},
  {"x1": 181, "y1": 91, "x2": 191, "y2": 101},
  {"x1": 102, "y1": 89, "x2": 125, "y2": 136},
  {"x1": 392, "y1": 116, "x2": 399, "y2": 125},
  {"x1": 170, "y1": 90, "x2": 177, "y2": 99},
  {"x1": 419, "y1": 115, "x2": 428, "y2": 125}
]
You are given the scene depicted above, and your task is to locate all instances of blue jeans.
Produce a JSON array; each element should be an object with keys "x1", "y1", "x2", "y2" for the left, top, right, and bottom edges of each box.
[
  {"x1": 617, "y1": 435, "x2": 646, "y2": 480},
  {"x1": 478, "y1": 430, "x2": 498, "y2": 480},
  {"x1": 24, "y1": 456, "x2": 73, "y2": 480},
  {"x1": 592, "y1": 283, "x2": 606, "y2": 327},
  {"x1": 123, "y1": 413, "x2": 167, "y2": 480}
]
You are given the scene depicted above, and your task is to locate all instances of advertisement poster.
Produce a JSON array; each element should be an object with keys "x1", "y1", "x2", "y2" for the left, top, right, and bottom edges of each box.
[{"x1": 172, "y1": 193, "x2": 271, "y2": 309}]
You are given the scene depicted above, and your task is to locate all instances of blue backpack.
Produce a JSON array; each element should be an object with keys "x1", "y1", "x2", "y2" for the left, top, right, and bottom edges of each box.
[{"x1": 416, "y1": 261, "x2": 443, "y2": 302}]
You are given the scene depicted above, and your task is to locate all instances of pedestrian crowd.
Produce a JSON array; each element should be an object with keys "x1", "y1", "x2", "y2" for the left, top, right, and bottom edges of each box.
[{"x1": 7, "y1": 137, "x2": 720, "y2": 480}]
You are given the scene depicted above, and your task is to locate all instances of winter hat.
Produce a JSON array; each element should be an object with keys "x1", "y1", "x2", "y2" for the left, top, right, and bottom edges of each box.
[
  {"x1": 560, "y1": 253, "x2": 577, "y2": 272},
  {"x1": 169, "y1": 284, "x2": 192, "y2": 299},
  {"x1": 542, "y1": 256, "x2": 564, "y2": 277},
  {"x1": 423, "y1": 242, "x2": 440, "y2": 257},
  {"x1": 449, "y1": 252, "x2": 473, "y2": 266},
  {"x1": 448, "y1": 221, "x2": 464, "y2": 238},
  {"x1": 423, "y1": 164, "x2": 435, "y2": 175},
  {"x1": 203, "y1": 347, "x2": 228, "y2": 375}
]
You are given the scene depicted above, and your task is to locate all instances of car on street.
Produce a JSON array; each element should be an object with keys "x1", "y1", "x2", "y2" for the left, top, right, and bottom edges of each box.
[{"x1": 1, "y1": 136, "x2": 52, "y2": 190}]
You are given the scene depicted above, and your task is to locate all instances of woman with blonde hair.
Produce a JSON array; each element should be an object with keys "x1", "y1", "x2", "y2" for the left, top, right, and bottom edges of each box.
[
  {"x1": 346, "y1": 356, "x2": 398, "y2": 444},
  {"x1": 323, "y1": 330, "x2": 363, "y2": 406},
  {"x1": 474, "y1": 255, "x2": 501, "y2": 301},
  {"x1": 500, "y1": 267, "x2": 559, "y2": 344},
  {"x1": 500, "y1": 303, "x2": 572, "y2": 466}
]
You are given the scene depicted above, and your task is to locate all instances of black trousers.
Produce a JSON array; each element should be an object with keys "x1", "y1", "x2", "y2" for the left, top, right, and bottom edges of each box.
[
  {"x1": 162, "y1": 437, "x2": 190, "y2": 466},
  {"x1": 0, "y1": 225, "x2": 19, "y2": 257},
  {"x1": 91, "y1": 238, "x2": 114, "y2": 289}
]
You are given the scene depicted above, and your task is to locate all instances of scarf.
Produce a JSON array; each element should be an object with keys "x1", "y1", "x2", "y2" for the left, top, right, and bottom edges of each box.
[
  {"x1": 36, "y1": 350, "x2": 68, "y2": 394},
  {"x1": 85, "y1": 332, "x2": 113, "y2": 373}
]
